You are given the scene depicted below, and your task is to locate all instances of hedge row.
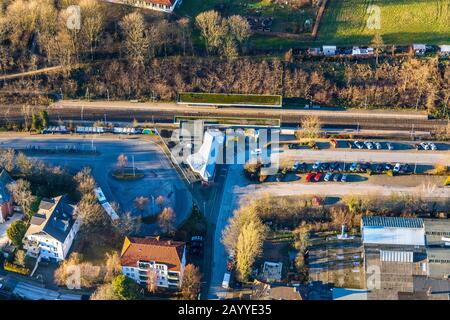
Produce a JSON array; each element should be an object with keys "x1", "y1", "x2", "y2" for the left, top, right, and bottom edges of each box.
[{"x1": 3, "y1": 261, "x2": 30, "y2": 275}]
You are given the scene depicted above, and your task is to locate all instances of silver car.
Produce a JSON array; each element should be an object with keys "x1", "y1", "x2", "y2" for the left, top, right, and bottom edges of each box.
[{"x1": 374, "y1": 142, "x2": 382, "y2": 150}]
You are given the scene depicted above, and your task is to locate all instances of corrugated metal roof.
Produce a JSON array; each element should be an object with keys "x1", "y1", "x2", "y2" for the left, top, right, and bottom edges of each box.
[
  {"x1": 380, "y1": 250, "x2": 414, "y2": 263},
  {"x1": 362, "y1": 216, "x2": 424, "y2": 229}
]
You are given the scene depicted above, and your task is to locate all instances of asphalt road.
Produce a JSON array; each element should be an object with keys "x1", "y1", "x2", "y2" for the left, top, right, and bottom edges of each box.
[{"x1": 0, "y1": 135, "x2": 192, "y2": 230}]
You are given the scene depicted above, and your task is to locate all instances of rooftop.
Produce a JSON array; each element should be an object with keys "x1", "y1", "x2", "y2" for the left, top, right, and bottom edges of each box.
[
  {"x1": 120, "y1": 236, "x2": 185, "y2": 272},
  {"x1": 362, "y1": 216, "x2": 424, "y2": 229},
  {"x1": 25, "y1": 195, "x2": 76, "y2": 243}
]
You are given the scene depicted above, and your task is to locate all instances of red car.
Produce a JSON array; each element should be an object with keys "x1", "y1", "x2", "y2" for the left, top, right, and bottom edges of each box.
[
  {"x1": 305, "y1": 172, "x2": 316, "y2": 182},
  {"x1": 314, "y1": 172, "x2": 323, "y2": 182}
]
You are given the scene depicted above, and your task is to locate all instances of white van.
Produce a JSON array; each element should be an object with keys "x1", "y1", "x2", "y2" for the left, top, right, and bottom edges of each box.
[{"x1": 222, "y1": 272, "x2": 231, "y2": 289}]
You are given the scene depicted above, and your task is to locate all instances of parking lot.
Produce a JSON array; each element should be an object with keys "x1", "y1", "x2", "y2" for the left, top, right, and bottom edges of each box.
[{"x1": 0, "y1": 135, "x2": 192, "y2": 233}]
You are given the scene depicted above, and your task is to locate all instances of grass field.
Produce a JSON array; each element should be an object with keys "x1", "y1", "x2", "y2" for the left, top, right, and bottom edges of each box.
[
  {"x1": 318, "y1": 0, "x2": 450, "y2": 45},
  {"x1": 178, "y1": 92, "x2": 282, "y2": 106}
]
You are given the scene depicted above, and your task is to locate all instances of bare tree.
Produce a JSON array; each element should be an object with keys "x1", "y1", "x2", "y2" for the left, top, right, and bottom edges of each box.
[
  {"x1": 298, "y1": 115, "x2": 321, "y2": 139},
  {"x1": 155, "y1": 195, "x2": 165, "y2": 209},
  {"x1": 134, "y1": 196, "x2": 149, "y2": 212},
  {"x1": 90, "y1": 283, "x2": 119, "y2": 300},
  {"x1": 117, "y1": 154, "x2": 128, "y2": 175},
  {"x1": 54, "y1": 252, "x2": 103, "y2": 288},
  {"x1": 7, "y1": 179, "x2": 35, "y2": 218},
  {"x1": 226, "y1": 15, "x2": 251, "y2": 47},
  {"x1": 79, "y1": 0, "x2": 105, "y2": 60},
  {"x1": 146, "y1": 268, "x2": 158, "y2": 293},
  {"x1": 181, "y1": 264, "x2": 201, "y2": 300},
  {"x1": 158, "y1": 207, "x2": 176, "y2": 234},
  {"x1": 104, "y1": 251, "x2": 122, "y2": 283},
  {"x1": 112, "y1": 212, "x2": 139, "y2": 238},
  {"x1": 74, "y1": 167, "x2": 96, "y2": 195},
  {"x1": 195, "y1": 10, "x2": 226, "y2": 53},
  {"x1": 0, "y1": 148, "x2": 15, "y2": 172},
  {"x1": 119, "y1": 12, "x2": 149, "y2": 67}
]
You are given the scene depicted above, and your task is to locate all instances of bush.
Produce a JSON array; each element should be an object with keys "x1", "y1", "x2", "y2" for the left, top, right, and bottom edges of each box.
[
  {"x1": 434, "y1": 164, "x2": 448, "y2": 175},
  {"x1": 3, "y1": 261, "x2": 30, "y2": 275}
]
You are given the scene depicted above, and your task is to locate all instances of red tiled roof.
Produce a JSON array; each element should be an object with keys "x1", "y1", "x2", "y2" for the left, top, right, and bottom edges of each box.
[{"x1": 120, "y1": 236, "x2": 185, "y2": 271}]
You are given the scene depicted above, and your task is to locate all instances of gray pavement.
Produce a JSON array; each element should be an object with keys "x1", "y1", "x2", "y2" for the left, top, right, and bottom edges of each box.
[{"x1": 0, "y1": 136, "x2": 192, "y2": 232}]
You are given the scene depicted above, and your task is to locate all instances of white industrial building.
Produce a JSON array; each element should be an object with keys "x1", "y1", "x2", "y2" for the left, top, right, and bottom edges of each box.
[
  {"x1": 361, "y1": 216, "x2": 425, "y2": 246},
  {"x1": 186, "y1": 129, "x2": 224, "y2": 182}
]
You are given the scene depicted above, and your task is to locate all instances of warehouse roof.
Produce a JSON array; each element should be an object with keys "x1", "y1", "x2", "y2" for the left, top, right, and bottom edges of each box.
[{"x1": 362, "y1": 216, "x2": 424, "y2": 229}]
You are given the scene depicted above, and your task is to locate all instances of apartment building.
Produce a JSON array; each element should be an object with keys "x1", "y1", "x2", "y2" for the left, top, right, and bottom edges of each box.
[{"x1": 120, "y1": 236, "x2": 186, "y2": 289}]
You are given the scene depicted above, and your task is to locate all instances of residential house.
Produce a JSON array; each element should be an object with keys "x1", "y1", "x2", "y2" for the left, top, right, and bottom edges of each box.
[
  {"x1": 23, "y1": 195, "x2": 79, "y2": 262},
  {"x1": 0, "y1": 169, "x2": 14, "y2": 224},
  {"x1": 104, "y1": 0, "x2": 182, "y2": 13},
  {"x1": 120, "y1": 236, "x2": 186, "y2": 289}
]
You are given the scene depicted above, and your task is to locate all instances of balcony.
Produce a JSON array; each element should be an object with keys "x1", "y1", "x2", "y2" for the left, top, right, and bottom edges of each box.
[{"x1": 167, "y1": 273, "x2": 179, "y2": 280}]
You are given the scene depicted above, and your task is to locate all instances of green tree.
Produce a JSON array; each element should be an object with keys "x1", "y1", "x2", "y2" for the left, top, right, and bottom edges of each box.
[
  {"x1": 235, "y1": 220, "x2": 265, "y2": 281},
  {"x1": 39, "y1": 110, "x2": 49, "y2": 129},
  {"x1": 111, "y1": 274, "x2": 141, "y2": 300},
  {"x1": 7, "y1": 220, "x2": 27, "y2": 247},
  {"x1": 31, "y1": 113, "x2": 41, "y2": 132}
]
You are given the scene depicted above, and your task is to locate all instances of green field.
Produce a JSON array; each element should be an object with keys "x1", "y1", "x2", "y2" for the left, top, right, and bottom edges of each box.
[
  {"x1": 318, "y1": 0, "x2": 450, "y2": 45},
  {"x1": 178, "y1": 92, "x2": 282, "y2": 106}
]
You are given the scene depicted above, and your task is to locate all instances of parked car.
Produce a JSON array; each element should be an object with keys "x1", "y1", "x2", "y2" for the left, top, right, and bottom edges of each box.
[
  {"x1": 354, "y1": 141, "x2": 364, "y2": 149},
  {"x1": 387, "y1": 142, "x2": 394, "y2": 150},
  {"x1": 373, "y1": 163, "x2": 383, "y2": 172},
  {"x1": 385, "y1": 163, "x2": 393, "y2": 171},
  {"x1": 288, "y1": 144, "x2": 301, "y2": 150},
  {"x1": 364, "y1": 141, "x2": 374, "y2": 149},
  {"x1": 292, "y1": 161, "x2": 300, "y2": 172},
  {"x1": 393, "y1": 163, "x2": 402, "y2": 173},
  {"x1": 312, "y1": 161, "x2": 322, "y2": 170},
  {"x1": 360, "y1": 162, "x2": 371, "y2": 171},
  {"x1": 222, "y1": 272, "x2": 231, "y2": 289},
  {"x1": 320, "y1": 163, "x2": 330, "y2": 171},
  {"x1": 429, "y1": 143, "x2": 437, "y2": 150},
  {"x1": 305, "y1": 172, "x2": 316, "y2": 182},
  {"x1": 324, "y1": 171, "x2": 333, "y2": 182},
  {"x1": 420, "y1": 142, "x2": 429, "y2": 150},
  {"x1": 374, "y1": 142, "x2": 382, "y2": 150},
  {"x1": 333, "y1": 173, "x2": 342, "y2": 182},
  {"x1": 190, "y1": 236, "x2": 204, "y2": 255},
  {"x1": 330, "y1": 162, "x2": 340, "y2": 171},
  {"x1": 299, "y1": 162, "x2": 308, "y2": 172},
  {"x1": 350, "y1": 162, "x2": 358, "y2": 172},
  {"x1": 415, "y1": 144, "x2": 422, "y2": 150},
  {"x1": 341, "y1": 174, "x2": 348, "y2": 182},
  {"x1": 314, "y1": 172, "x2": 323, "y2": 182},
  {"x1": 401, "y1": 163, "x2": 411, "y2": 173}
]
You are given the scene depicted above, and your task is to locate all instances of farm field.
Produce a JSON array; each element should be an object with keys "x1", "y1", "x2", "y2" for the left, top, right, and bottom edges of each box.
[{"x1": 318, "y1": 0, "x2": 450, "y2": 45}]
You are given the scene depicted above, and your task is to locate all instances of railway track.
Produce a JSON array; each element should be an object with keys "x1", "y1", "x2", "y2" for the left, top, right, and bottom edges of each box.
[{"x1": 0, "y1": 102, "x2": 446, "y2": 132}]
